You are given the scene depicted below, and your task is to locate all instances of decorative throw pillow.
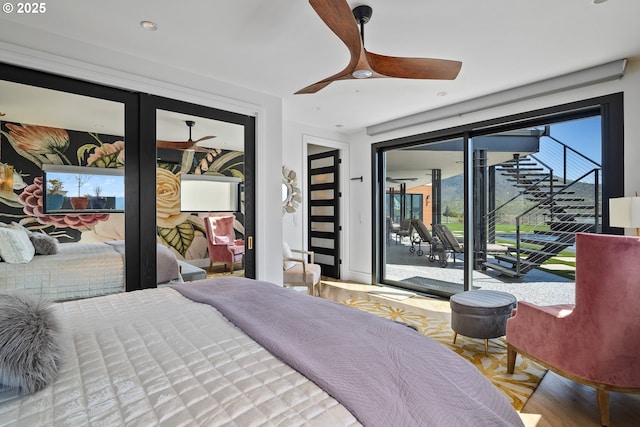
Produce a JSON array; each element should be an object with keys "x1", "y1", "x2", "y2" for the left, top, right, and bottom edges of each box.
[
  {"x1": 283, "y1": 242, "x2": 296, "y2": 270},
  {"x1": 29, "y1": 232, "x2": 60, "y2": 255},
  {"x1": 0, "y1": 293, "x2": 64, "y2": 393},
  {"x1": 0, "y1": 225, "x2": 35, "y2": 263}
]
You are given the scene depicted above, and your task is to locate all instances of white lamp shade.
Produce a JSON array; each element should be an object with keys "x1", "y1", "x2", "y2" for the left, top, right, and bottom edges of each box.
[
  {"x1": 180, "y1": 174, "x2": 241, "y2": 212},
  {"x1": 609, "y1": 197, "x2": 640, "y2": 228}
]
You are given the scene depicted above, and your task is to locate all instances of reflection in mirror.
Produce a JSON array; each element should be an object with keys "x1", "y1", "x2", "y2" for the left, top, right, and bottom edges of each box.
[
  {"x1": 0, "y1": 78, "x2": 127, "y2": 301},
  {"x1": 155, "y1": 109, "x2": 246, "y2": 278},
  {"x1": 42, "y1": 164, "x2": 125, "y2": 213}
]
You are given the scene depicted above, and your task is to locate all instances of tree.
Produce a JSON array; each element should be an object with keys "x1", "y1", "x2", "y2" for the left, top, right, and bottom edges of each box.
[
  {"x1": 74, "y1": 174, "x2": 91, "y2": 197},
  {"x1": 443, "y1": 205, "x2": 451, "y2": 223}
]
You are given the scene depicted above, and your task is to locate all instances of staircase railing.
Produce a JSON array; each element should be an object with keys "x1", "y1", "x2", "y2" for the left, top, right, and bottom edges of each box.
[
  {"x1": 540, "y1": 128, "x2": 601, "y2": 184},
  {"x1": 511, "y1": 168, "x2": 601, "y2": 275},
  {"x1": 485, "y1": 155, "x2": 555, "y2": 250}
]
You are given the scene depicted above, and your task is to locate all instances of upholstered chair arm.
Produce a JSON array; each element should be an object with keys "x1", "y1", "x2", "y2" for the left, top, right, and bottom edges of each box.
[
  {"x1": 507, "y1": 301, "x2": 576, "y2": 371},
  {"x1": 284, "y1": 256, "x2": 306, "y2": 274},
  {"x1": 290, "y1": 249, "x2": 314, "y2": 264}
]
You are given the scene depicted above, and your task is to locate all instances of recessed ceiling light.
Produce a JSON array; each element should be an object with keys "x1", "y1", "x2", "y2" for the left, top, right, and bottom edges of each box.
[
  {"x1": 140, "y1": 20, "x2": 158, "y2": 31},
  {"x1": 437, "y1": 91, "x2": 448, "y2": 97},
  {"x1": 592, "y1": 0, "x2": 608, "y2": 3},
  {"x1": 311, "y1": 106, "x2": 320, "y2": 111},
  {"x1": 335, "y1": 124, "x2": 344, "y2": 128},
  {"x1": 0, "y1": 112, "x2": 5, "y2": 117}
]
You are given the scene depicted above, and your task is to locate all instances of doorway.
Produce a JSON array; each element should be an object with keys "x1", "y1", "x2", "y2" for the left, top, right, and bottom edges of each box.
[
  {"x1": 302, "y1": 135, "x2": 350, "y2": 281},
  {"x1": 308, "y1": 149, "x2": 340, "y2": 278}
]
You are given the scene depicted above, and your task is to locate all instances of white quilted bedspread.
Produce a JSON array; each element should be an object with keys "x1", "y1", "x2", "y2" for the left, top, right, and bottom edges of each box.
[
  {"x1": 0, "y1": 242, "x2": 124, "y2": 301},
  {"x1": 0, "y1": 288, "x2": 359, "y2": 426}
]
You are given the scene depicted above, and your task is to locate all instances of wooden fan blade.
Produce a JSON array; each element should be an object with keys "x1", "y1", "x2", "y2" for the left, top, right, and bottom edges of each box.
[
  {"x1": 295, "y1": 80, "x2": 334, "y2": 95},
  {"x1": 366, "y1": 51, "x2": 462, "y2": 80},
  {"x1": 296, "y1": 0, "x2": 368, "y2": 94},
  {"x1": 192, "y1": 136, "x2": 216, "y2": 143},
  {"x1": 156, "y1": 136, "x2": 215, "y2": 151},
  {"x1": 309, "y1": 0, "x2": 362, "y2": 66},
  {"x1": 294, "y1": 66, "x2": 357, "y2": 94},
  {"x1": 156, "y1": 140, "x2": 196, "y2": 150}
]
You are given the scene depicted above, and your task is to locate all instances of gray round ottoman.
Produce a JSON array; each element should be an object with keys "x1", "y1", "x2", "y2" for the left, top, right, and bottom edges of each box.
[{"x1": 450, "y1": 290, "x2": 517, "y2": 355}]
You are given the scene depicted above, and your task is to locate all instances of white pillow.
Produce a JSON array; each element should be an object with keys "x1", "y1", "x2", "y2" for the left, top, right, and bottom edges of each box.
[
  {"x1": 0, "y1": 225, "x2": 35, "y2": 263},
  {"x1": 283, "y1": 242, "x2": 296, "y2": 270}
]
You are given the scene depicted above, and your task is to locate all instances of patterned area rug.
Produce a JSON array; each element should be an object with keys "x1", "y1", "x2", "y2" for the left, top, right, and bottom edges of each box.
[{"x1": 342, "y1": 297, "x2": 547, "y2": 411}]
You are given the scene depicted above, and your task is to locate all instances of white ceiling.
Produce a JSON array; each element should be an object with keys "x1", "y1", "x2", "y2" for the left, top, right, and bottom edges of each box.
[
  {"x1": 0, "y1": 80, "x2": 245, "y2": 150},
  {"x1": 0, "y1": 0, "x2": 639, "y2": 136}
]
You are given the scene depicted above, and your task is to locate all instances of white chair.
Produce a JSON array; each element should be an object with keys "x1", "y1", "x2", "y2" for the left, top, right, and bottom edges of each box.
[{"x1": 283, "y1": 242, "x2": 321, "y2": 296}]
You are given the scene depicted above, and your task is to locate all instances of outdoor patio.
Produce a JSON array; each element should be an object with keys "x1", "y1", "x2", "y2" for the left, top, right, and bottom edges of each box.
[{"x1": 384, "y1": 236, "x2": 576, "y2": 306}]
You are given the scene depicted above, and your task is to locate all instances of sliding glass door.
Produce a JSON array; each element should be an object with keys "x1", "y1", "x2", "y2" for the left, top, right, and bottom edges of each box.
[
  {"x1": 375, "y1": 94, "x2": 622, "y2": 303},
  {"x1": 382, "y1": 138, "x2": 468, "y2": 297}
]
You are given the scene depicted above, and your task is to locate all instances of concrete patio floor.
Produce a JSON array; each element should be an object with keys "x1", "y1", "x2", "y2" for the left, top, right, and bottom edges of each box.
[{"x1": 383, "y1": 238, "x2": 576, "y2": 306}]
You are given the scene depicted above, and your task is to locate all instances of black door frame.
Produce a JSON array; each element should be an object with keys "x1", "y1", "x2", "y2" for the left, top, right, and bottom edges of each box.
[
  {"x1": 0, "y1": 62, "x2": 144, "y2": 290},
  {"x1": 143, "y1": 95, "x2": 256, "y2": 280},
  {"x1": 307, "y1": 149, "x2": 341, "y2": 279}
]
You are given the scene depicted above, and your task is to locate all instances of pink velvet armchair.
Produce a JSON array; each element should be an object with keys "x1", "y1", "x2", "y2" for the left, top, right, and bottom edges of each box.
[
  {"x1": 506, "y1": 233, "x2": 640, "y2": 426},
  {"x1": 203, "y1": 215, "x2": 244, "y2": 273}
]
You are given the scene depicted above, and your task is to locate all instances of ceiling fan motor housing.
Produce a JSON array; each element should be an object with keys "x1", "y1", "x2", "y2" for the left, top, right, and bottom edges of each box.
[{"x1": 352, "y1": 5, "x2": 372, "y2": 24}]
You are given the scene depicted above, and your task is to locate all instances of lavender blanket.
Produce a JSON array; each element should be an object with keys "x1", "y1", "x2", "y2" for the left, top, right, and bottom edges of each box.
[{"x1": 173, "y1": 278, "x2": 523, "y2": 427}]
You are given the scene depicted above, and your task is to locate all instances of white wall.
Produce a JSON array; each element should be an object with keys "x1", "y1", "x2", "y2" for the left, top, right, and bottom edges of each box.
[
  {"x1": 346, "y1": 57, "x2": 640, "y2": 280},
  {"x1": 282, "y1": 120, "x2": 365, "y2": 281}
]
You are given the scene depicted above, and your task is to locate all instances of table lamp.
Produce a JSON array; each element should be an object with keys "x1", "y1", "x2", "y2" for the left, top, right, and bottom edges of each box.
[{"x1": 609, "y1": 196, "x2": 640, "y2": 236}]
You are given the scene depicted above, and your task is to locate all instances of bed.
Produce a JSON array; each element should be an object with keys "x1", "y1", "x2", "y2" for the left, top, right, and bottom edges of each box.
[
  {"x1": 0, "y1": 277, "x2": 523, "y2": 426},
  {"x1": 0, "y1": 241, "x2": 180, "y2": 301}
]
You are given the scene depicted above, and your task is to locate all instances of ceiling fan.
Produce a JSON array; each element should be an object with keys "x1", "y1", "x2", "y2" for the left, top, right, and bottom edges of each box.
[
  {"x1": 295, "y1": 0, "x2": 462, "y2": 94},
  {"x1": 156, "y1": 120, "x2": 216, "y2": 152},
  {"x1": 386, "y1": 176, "x2": 418, "y2": 183}
]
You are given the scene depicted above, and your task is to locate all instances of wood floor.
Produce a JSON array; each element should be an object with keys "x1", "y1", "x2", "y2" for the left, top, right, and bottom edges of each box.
[
  {"x1": 319, "y1": 280, "x2": 640, "y2": 427},
  {"x1": 521, "y1": 373, "x2": 640, "y2": 427}
]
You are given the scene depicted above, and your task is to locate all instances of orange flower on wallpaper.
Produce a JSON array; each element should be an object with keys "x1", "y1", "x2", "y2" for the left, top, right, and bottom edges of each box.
[
  {"x1": 4, "y1": 123, "x2": 71, "y2": 165},
  {"x1": 87, "y1": 140, "x2": 125, "y2": 165}
]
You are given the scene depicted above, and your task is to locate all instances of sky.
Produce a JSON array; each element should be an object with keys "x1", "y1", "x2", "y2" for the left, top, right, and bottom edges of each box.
[
  {"x1": 535, "y1": 115, "x2": 602, "y2": 182},
  {"x1": 47, "y1": 171, "x2": 125, "y2": 198},
  {"x1": 548, "y1": 116, "x2": 601, "y2": 163}
]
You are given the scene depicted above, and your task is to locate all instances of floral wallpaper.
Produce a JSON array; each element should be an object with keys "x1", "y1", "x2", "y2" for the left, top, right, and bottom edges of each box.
[{"x1": 0, "y1": 121, "x2": 245, "y2": 261}]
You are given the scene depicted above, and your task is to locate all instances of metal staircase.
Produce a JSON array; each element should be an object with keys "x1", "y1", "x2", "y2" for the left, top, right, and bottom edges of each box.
[{"x1": 483, "y1": 140, "x2": 601, "y2": 277}]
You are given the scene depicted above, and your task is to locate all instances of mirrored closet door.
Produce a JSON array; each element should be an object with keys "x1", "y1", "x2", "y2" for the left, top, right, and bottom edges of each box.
[{"x1": 0, "y1": 66, "x2": 134, "y2": 300}]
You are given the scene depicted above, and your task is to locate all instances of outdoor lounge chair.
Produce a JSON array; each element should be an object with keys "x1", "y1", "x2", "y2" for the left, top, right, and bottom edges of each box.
[
  {"x1": 410, "y1": 219, "x2": 442, "y2": 261},
  {"x1": 395, "y1": 219, "x2": 413, "y2": 245},
  {"x1": 431, "y1": 223, "x2": 464, "y2": 268}
]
